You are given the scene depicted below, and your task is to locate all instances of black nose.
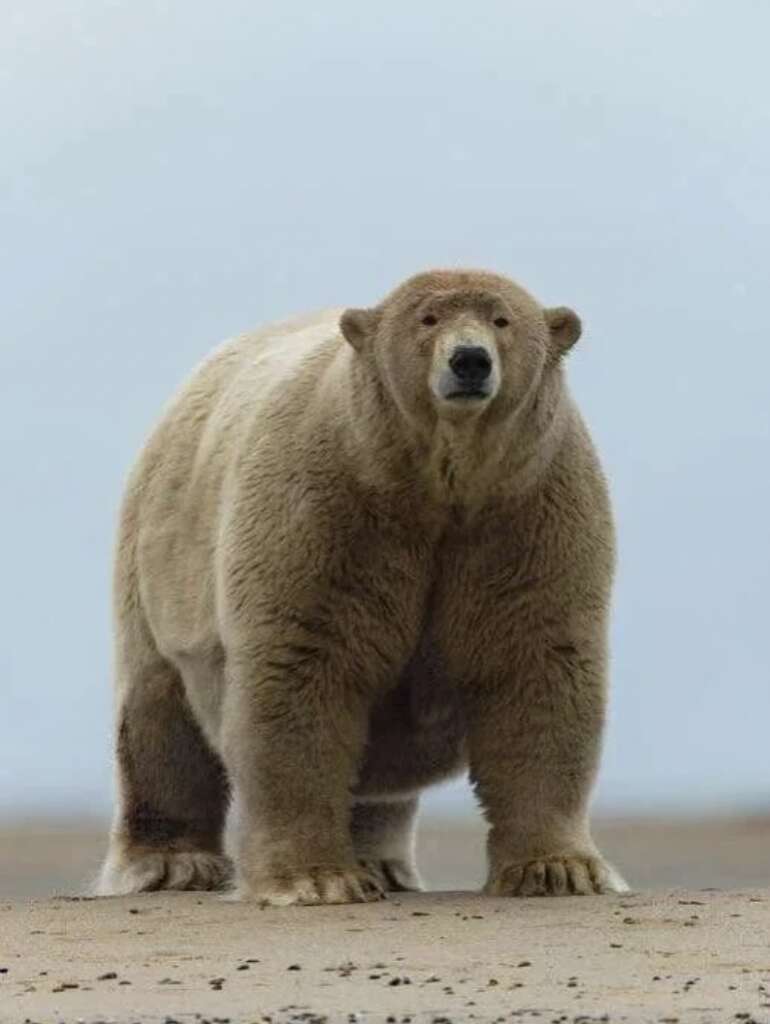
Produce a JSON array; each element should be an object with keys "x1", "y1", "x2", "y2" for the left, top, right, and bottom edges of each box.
[{"x1": 449, "y1": 345, "x2": 492, "y2": 383}]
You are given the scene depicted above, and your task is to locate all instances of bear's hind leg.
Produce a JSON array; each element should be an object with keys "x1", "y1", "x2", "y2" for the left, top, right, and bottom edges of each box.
[
  {"x1": 351, "y1": 798, "x2": 423, "y2": 892},
  {"x1": 96, "y1": 657, "x2": 231, "y2": 896}
]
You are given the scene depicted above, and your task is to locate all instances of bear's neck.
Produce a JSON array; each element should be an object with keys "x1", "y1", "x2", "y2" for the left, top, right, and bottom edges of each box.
[
  {"x1": 338, "y1": 356, "x2": 572, "y2": 518},
  {"x1": 426, "y1": 419, "x2": 510, "y2": 507},
  {"x1": 421, "y1": 388, "x2": 571, "y2": 511}
]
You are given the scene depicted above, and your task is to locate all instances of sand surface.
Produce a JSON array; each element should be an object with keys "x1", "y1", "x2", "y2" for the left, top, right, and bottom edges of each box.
[
  {"x1": 2, "y1": 889, "x2": 769, "y2": 1023},
  {"x1": 1, "y1": 817, "x2": 769, "y2": 1022}
]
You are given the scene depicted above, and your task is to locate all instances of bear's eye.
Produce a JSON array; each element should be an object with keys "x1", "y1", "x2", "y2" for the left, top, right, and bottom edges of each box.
[
  {"x1": 493, "y1": 316, "x2": 509, "y2": 328},
  {"x1": 421, "y1": 314, "x2": 438, "y2": 326}
]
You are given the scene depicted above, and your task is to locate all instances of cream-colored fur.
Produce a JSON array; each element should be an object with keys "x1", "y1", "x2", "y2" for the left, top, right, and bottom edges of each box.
[{"x1": 97, "y1": 269, "x2": 628, "y2": 903}]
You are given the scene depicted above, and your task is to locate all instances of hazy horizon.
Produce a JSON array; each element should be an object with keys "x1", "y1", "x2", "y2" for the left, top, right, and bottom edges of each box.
[{"x1": 2, "y1": 1, "x2": 769, "y2": 820}]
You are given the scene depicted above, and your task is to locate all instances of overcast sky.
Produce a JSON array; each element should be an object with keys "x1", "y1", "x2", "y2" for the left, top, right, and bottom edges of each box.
[{"x1": 2, "y1": 1, "x2": 768, "y2": 819}]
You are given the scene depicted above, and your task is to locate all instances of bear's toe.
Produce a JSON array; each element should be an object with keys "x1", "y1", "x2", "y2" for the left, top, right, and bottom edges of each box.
[
  {"x1": 96, "y1": 848, "x2": 232, "y2": 896},
  {"x1": 235, "y1": 865, "x2": 385, "y2": 906},
  {"x1": 358, "y1": 856, "x2": 423, "y2": 892},
  {"x1": 486, "y1": 854, "x2": 629, "y2": 897}
]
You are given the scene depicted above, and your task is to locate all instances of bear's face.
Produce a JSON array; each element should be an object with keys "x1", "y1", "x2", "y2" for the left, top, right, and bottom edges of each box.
[{"x1": 340, "y1": 270, "x2": 581, "y2": 431}]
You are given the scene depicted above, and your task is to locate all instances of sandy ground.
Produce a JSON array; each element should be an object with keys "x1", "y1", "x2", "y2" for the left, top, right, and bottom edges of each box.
[
  {"x1": 2, "y1": 889, "x2": 769, "y2": 1023},
  {"x1": 1, "y1": 817, "x2": 769, "y2": 1023}
]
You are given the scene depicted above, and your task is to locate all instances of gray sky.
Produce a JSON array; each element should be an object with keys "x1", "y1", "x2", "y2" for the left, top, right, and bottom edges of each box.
[{"x1": 2, "y1": 0, "x2": 769, "y2": 818}]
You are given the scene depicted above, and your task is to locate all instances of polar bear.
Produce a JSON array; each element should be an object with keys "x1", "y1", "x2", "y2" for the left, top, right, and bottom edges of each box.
[{"x1": 97, "y1": 268, "x2": 627, "y2": 903}]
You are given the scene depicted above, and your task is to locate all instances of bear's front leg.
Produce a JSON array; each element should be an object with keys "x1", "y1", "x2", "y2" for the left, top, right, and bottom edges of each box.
[
  {"x1": 217, "y1": 451, "x2": 432, "y2": 905},
  {"x1": 466, "y1": 634, "x2": 628, "y2": 898},
  {"x1": 221, "y1": 654, "x2": 384, "y2": 905}
]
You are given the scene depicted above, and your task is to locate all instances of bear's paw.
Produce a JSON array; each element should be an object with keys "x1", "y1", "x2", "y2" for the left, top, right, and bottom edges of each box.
[{"x1": 485, "y1": 854, "x2": 629, "y2": 897}]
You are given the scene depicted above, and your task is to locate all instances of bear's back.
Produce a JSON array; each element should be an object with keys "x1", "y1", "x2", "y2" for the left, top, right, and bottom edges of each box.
[
  {"x1": 178, "y1": 306, "x2": 344, "y2": 440},
  {"x1": 135, "y1": 307, "x2": 344, "y2": 496},
  {"x1": 117, "y1": 308, "x2": 344, "y2": 657}
]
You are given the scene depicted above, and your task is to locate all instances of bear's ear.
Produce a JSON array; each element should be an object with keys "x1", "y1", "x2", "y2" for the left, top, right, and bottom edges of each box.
[
  {"x1": 544, "y1": 306, "x2": 582, "y2": 356},
  {"x1": 340, "y1": 307, "x2": 380, "y2": 351}
]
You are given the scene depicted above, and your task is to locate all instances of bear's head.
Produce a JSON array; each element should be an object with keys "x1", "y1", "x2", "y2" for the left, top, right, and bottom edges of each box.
[{"x1": 340, "y1": 269, "x2": 581, "y2": 432}]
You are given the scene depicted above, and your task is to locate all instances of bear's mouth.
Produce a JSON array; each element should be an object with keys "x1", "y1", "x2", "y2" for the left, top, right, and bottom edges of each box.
[{"x1": 445, "y1": 387, "x2": 489, "y2": 401}]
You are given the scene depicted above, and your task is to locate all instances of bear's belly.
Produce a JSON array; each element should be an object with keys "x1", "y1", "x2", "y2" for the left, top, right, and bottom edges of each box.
[{"x1": 353, "y1": 639, "x2": 467, "y2": 800}]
